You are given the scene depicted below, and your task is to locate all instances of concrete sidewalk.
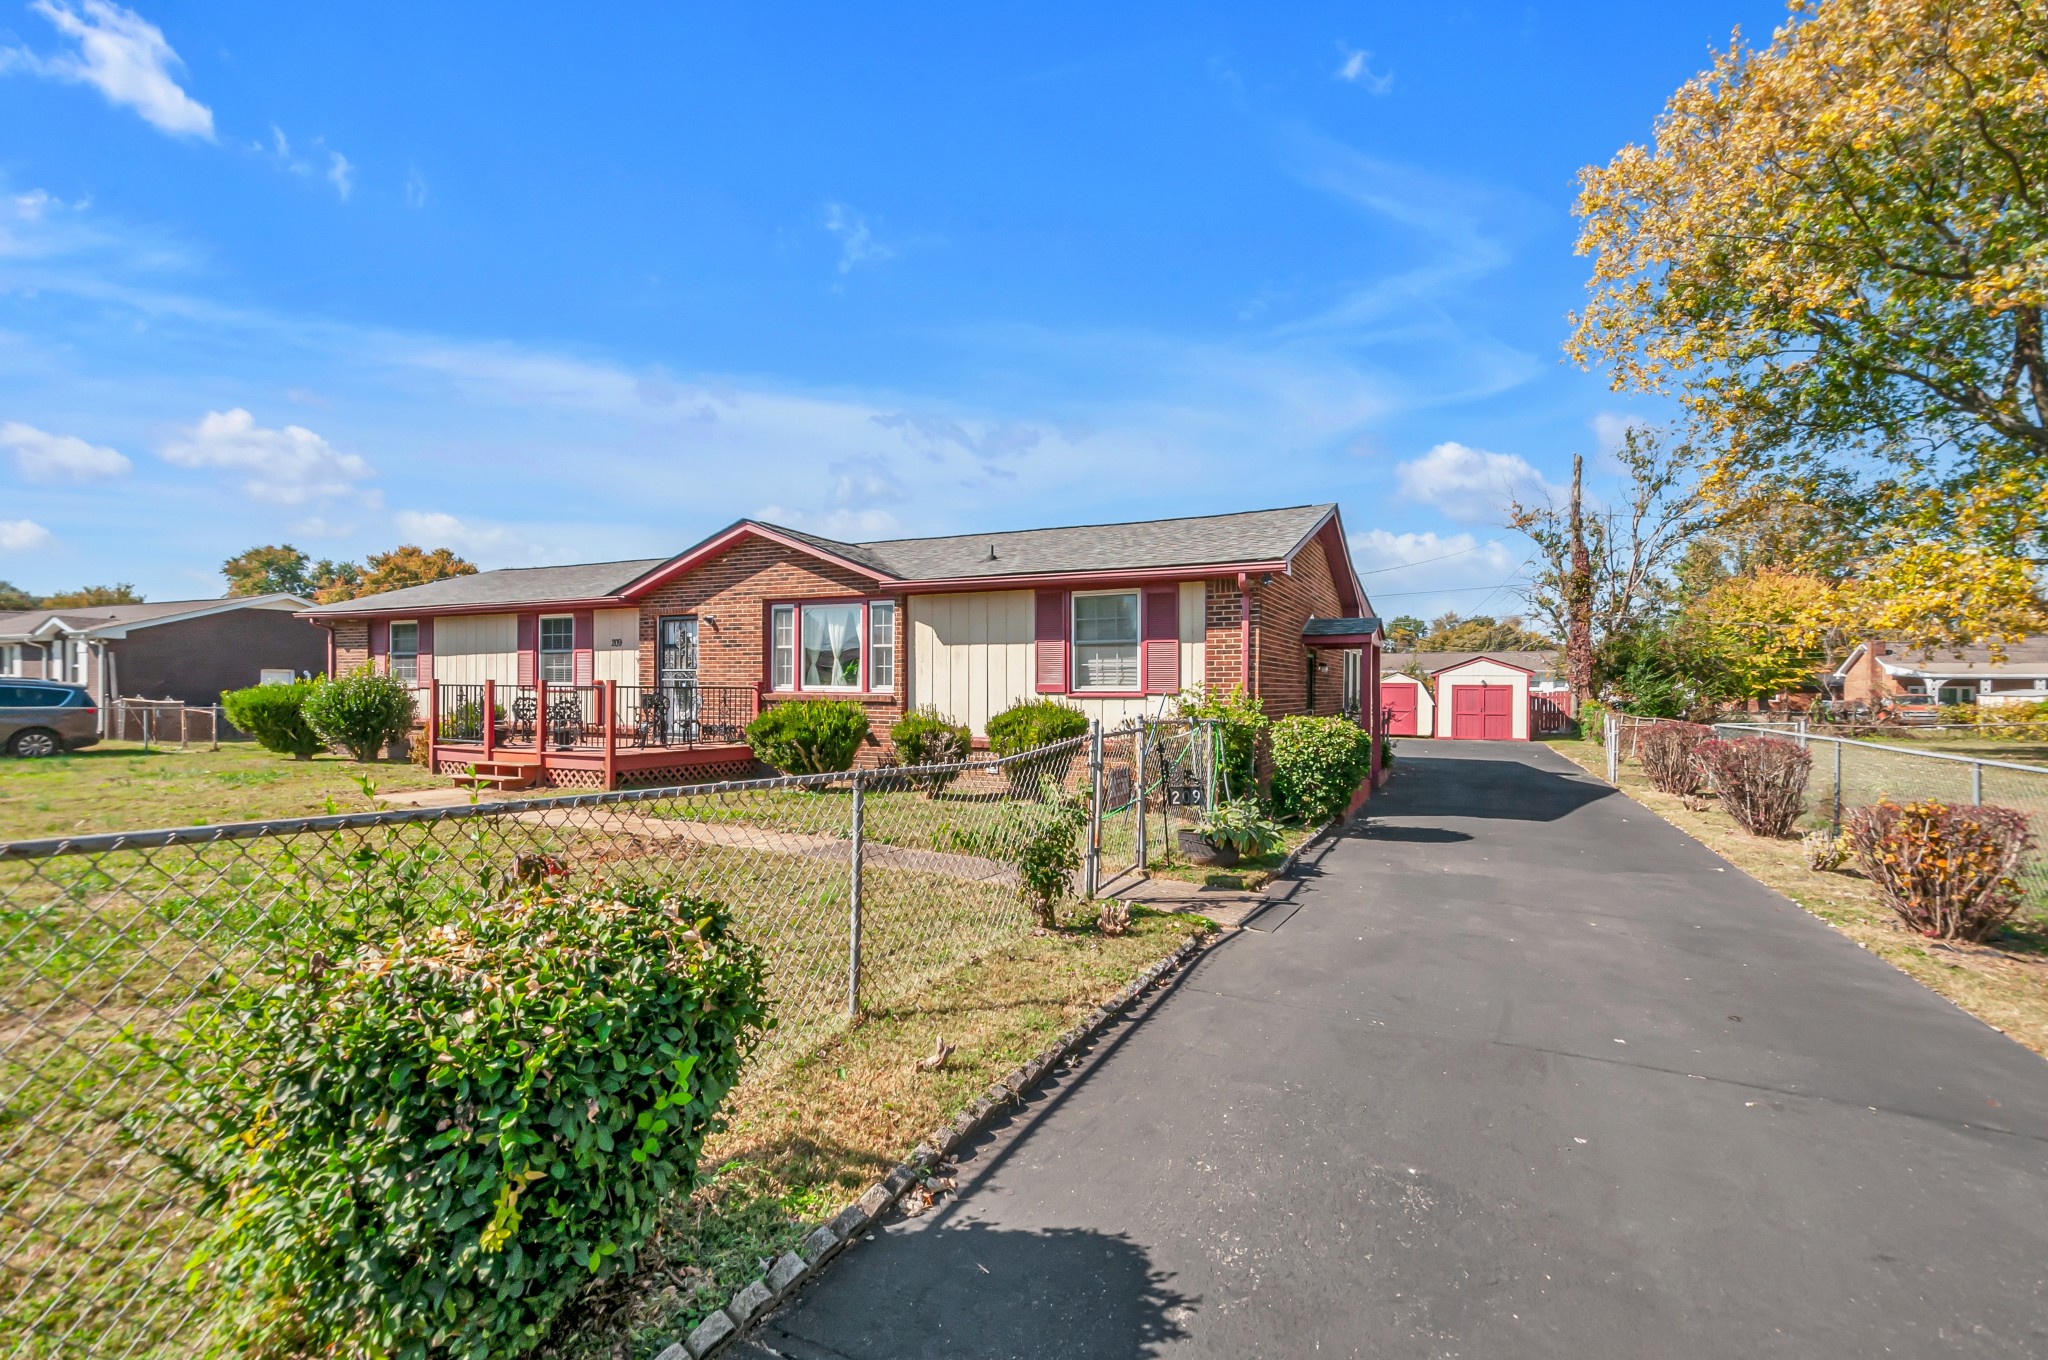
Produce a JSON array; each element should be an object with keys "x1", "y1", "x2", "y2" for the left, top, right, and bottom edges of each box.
[{"x1": 752, "y1": 740, "x2": 2048, "y2": 1359}]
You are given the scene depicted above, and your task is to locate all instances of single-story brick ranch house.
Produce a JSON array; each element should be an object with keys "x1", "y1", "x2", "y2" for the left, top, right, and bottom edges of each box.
[
  {"x1": 1834, "y1": 637, "x2": 2048, "y2": 709},
  {"x1": 300, "y1": 504, "x2": 1384, "y2": 789}
]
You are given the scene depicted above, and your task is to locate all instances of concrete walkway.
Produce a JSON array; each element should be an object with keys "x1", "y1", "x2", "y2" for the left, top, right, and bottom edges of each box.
[{"x1": 753, "y1": 740, "x2": 2048, "y2": 1359}]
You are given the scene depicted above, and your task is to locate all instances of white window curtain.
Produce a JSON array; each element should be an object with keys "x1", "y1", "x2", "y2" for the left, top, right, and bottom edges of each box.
[{"x1": 801, "y1": 604, "x2": 863, "y2": 689}]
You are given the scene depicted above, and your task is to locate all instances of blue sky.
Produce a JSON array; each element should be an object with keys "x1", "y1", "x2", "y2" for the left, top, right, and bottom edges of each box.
[{"x1": 0, "y1": 0, "x2": 1786, "y2": 620}]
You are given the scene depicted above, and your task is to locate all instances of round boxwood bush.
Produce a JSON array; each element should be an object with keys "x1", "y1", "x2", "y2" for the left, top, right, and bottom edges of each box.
[
  {"x1": 890, "y1": 706, "x2": 971, "y2": 792},
  {"x1": 179, "y1": 885, "x2": 770, "y2": 1360},
  {"x1": 221, "y1": 680, "x2": 324, "y2": 759},
  {"x1": 1269, "y1": 714, "x2": 1370, "y2": 825},
  {"x1": 302, "y1": 668, "x2": 418, "y2": 763},
  {"x1": 984, "y1": 697, "x2": 1089, "y2": 757},
  {"x1": 745, "y1": 698, "x2": 870, "y2": 774}
]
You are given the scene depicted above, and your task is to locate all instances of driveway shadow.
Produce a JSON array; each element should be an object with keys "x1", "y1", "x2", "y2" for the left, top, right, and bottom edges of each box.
[
  {"x1": 761, "y1": 1220, "x2": 1195, "y2": 1360},
  {"x1": 1370, "y1": 747, "x2": 1616, "y2": 824}
]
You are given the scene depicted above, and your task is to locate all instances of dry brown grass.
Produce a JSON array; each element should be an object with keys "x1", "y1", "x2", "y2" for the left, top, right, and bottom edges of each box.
[
  {"x1": 1546, "y1": 738, "x2": 2048, "y2": 1060},
  {"x1": 545, "y1": 903, "x2": 1214, "y2": 1359}
]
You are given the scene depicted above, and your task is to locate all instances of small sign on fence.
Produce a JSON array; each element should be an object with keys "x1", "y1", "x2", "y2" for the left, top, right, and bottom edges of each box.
[
  {"x1": 1164, "y1": 775, "x2": 1205, "y2": 808},
  {"x1": 1105, "y1": 765, "x2": 1133, "y2": 807}
]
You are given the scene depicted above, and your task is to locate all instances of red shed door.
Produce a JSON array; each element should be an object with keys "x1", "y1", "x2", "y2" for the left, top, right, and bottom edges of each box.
[
  {"x1": 1451, "y1": 682, "x2": 1515, "y2": 740},
  {"x1": 1383, "y1": 682, "x2": 1418, "y2": 736}
]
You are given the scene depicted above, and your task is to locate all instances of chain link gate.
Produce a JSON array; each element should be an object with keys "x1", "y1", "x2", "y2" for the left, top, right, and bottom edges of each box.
[{"x1": 1085, "y1": 717, "x2": 1210, "y2": 892}]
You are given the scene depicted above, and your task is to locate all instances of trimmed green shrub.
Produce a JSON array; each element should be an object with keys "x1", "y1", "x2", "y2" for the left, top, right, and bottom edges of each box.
[
  {"x1": 745, "y1": 698, "x2": 869, "y2": 774},
  {"x1": 890, "y1": 706, "x2": 971, "y2": 792},
  {"x1": 1175, "y1": 685, "x2": 1269, "y2": 800},
  {"x1": 178, "y1": 884, "x2": 770, "y2": 1360},
  {"x1": 221, "y1": 681, "x2": 324, "y2": 759},
  {"x1": 984, "y1": 697, "x2": 1089, "y2": 757},
  {"x1": 302, "y1": 669, "x2": 418, "y2": 763},
  {"x1": 1846, "y1": 799, "x2": 2037, "y2": 941},
  {"x1": 1269, "y1": 715, "x2": 1369, "y2": 825}
]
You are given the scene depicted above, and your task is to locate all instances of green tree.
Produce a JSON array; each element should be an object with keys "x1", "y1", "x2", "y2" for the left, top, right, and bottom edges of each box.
[
  {"x1": 310, "y1": 559, "x2": 365, "y2": 604},
  {"x1": 1571, "y1": 0, "x2": 2048, "y2": 553},
  {"x1": 222, "y1": 544, "x2": 315, "y2": 597},
  {"x1": 0, "y1": 581, "x2": 37, "y2": 611},
  {"x1": 1420, "y1": 613, "x2": 1557, "y2": 652},
  {"x1": 41, "y1": 584, "x2": 142, "y2": 608},
  {"x1": 358, "y1": 545, "x2": 477, "y2": 597},
  {"x1": 1384, "y1": 615, "x2": 1425, "y2": 650}
]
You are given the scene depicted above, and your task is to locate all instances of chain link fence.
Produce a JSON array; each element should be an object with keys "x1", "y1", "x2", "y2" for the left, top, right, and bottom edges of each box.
[
  {"x1": 102, "y1": 701, "x2": 226, "y2": 750},
  {"x1": 0, "y1": 721, "x2": 1174, "y2": 1359},
  {"x1": 1088, "y1": 717, "x2": 1208, "y2": 891},
  {"x1": 1598, "y1": 713, "x2": 2048, "y2": 915}
]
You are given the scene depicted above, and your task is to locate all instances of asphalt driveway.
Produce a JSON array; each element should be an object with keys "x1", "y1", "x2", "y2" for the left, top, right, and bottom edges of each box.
[{"x1": 754, "y1": 740, "x2": 2048, "y2": 1359}]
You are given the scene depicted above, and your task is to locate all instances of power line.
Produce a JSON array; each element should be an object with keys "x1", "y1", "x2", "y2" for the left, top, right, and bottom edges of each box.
[{"x1": 1355, "y1": 543, "x2": 1486, "y2": 575}]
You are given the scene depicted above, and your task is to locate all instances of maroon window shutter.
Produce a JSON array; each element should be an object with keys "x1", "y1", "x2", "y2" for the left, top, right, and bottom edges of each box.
[
  {"x1": 572, "y1": 610, "x2": 594, "y2": 686},
  {"x1": 417, "y1": 618, "x2": 435, "y2": 687},
  {"x1": 1143, "y1": 587, "x2": 1180, "y2": 694},
  {"x1": 1034, "y1": 590, "x2": 1068, "y2": 693},
  {"x1": 369, "y1": 620, "x2": 389, "y2": 676},
  {"x1": 517, "y1": 614, "x2": 537, "y2": 686}
]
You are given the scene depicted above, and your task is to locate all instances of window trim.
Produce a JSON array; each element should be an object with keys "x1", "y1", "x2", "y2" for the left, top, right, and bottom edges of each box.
[
  {"x1": 765, "y1": 596, "x2": 899, "y2": 695},
  {"x1": 389, "y1": 620, "x2": 420, "y2": 685},
  {"x1": 537, "y1": 613, "x2": 576, "y2": 686},
  {"x1": 867, "y1": 600, "x2": 896, "y2": 692},
  {"x1": 1069, "y1": 588, "x2": 1143, "y2": 695}
]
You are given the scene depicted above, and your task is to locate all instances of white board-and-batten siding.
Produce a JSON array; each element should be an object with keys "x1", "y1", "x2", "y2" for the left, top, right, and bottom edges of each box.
[
  {"x1": 907, "y1": 583, "x2": 1206, "y2": 735},
  {"x1": 594, "y1": 608, "x2": 638, "y2": 686},
  {"x1": 431, "y1": 613, "x2": 519, "y2": 686}
]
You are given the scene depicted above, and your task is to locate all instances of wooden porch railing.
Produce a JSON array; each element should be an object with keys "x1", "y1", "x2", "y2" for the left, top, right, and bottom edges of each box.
[{"x1": 429, "y1": 681, "x2": 758, "y2": 775}]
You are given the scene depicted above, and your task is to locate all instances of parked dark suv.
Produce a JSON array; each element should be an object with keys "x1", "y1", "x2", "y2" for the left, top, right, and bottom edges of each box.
[{"x1": 0, "y1": 681, "x2": 100, "y2": 757}]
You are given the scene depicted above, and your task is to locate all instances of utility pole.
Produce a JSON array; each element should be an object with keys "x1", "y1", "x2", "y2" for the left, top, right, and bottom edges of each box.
[{"x1": 1566, "y1": 452, "x2": 1595, "y2": 707}]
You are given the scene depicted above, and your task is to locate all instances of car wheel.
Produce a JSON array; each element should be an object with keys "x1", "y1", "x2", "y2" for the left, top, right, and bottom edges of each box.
[{"x1": 9, "y1": 728, "x2": 62, "y2": 758}]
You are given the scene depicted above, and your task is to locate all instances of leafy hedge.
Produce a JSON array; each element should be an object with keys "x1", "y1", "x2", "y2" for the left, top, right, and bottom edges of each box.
[
  {"x1": 1174, "y1": 685, "x2": 1269, "y2": 800},
  {"x1": 1269, "y1": 715, "x2": 1371, "y2": 825},
  {"x1": 890, "y1": 706, "x2": 971, "y2": 792},
  {"x1": 745, "y1": 698, "x2": 870, "y2": 774},
  {"x1": 180, "y1": 885, "x2": 769, "y2": 1359},
  {"x1": 1695, "y1": 736, "x2": 1810, "y2": 837},
  {"x1": 221, "y1": 681, "x2": 324, "y2": 759},
  {"x1": 303, "y1": 668, "x2": 418, "y2": 763},
  {"x1": 1846, "y1": 799, "x2": 2037, "y2": 941},
  {"x1": 1638, "y1": 722, "x2": 1709, "y2": 795},
  {"x1": 984, "y1": 698, "x2": 1088, "y2": 757}
]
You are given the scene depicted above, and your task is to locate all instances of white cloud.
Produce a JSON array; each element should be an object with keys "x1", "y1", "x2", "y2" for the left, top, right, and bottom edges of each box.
[
  {"x1": 159, "y1": 408, "x2": 373, "y2": 506},
  {"x1": 822, "y1": 201, "x2": 893, "y2": 275},
  {"x1": 1347, "y1": 528, "x2": 1527, "y2": 622},
  {"x1": 12, "y1": 190, "x2": 51, "y2": 220},
  {"x1": 392, "y1": 509, "x2": 517, "y2": 556},
  {"x1": 0, "y1": 420, "x2": 132, "y2": 480},
  {"x1": 0, "y1": 518, "x2": 54, "y2": 551},
  {"x1": 1334, "y1": 44, "x2": 1393, "y2": 94},
  {"x1": 405, "y1": 166, "x2": 429, "y2": 209},
  {"x1": 1394, "y1": 441, "x2": 1557, "y2": 522},
  {"x1": 4, "y1": 1, "x2": 215, "y2": 139},
  {"x1": 327, "y1": 151, "x2": 354, "y2": 201}
]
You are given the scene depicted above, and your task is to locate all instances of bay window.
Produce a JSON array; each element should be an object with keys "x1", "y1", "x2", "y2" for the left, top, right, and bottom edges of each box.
[
  {"x1": 768, "y1": 600, "x2": 898, "y2": 692},
  {"x1": 539, "y1": 616, "x2": 574, "y2": 684},
  {"x1": 1072, "y1": 590, "x2": 1140, "y2": 691}
]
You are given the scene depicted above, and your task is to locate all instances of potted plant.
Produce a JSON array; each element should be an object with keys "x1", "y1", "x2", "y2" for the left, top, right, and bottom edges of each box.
[{"x1": 1179, "y1": 798, "x2": 1280, "y2": 867}]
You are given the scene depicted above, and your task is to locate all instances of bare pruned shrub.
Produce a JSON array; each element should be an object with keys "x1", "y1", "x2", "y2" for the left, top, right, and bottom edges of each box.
[
  {"x1": 1846, "y1": 800, "x2": 2037, "y2": 941},
  {"x1": 1638, "y1": 722, "x2": 1708, "y2": 795},
  {"x1": 1695, "y1": 737, "x2": 1811, "y2": 838}
]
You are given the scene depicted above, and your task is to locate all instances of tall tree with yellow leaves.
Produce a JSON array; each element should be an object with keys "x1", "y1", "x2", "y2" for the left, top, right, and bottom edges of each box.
[{"x1": 1571, "y1": 0, "x2": 2048, "y2": 554}]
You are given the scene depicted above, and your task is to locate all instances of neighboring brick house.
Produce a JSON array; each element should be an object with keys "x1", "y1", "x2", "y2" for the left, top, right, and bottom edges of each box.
[
  {"x1": 0, "y1": 594, "x2": 324, "y2": 729},
  {"x1": 1834, "y1": 638, "x2": 2048, "y2": 709},
  {"x1": 300, "y1": 504, "x2": 1383, "y2": 789}
]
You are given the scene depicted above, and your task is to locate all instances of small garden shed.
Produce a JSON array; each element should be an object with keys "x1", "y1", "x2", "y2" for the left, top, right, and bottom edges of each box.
[
  {"x1": 1432, "y1": 655, "x2": 1531, "y2": 741},
  {"x1": 1380, "y1": 674, "x2": 1434, "y2": 737}
]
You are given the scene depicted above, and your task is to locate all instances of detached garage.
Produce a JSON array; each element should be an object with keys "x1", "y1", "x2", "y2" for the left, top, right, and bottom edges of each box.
[
  {"x1": 1380, "y1": 674, "x2": 1435, "y2": 737},
  {"x1": 1432, "y1": 655, "x2": 1532, "y2": 741}
]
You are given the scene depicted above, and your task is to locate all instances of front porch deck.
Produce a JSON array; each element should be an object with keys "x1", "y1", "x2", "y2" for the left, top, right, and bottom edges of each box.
[{"x1": 427, "y1": 680, "x2": 761, "y2": 790}]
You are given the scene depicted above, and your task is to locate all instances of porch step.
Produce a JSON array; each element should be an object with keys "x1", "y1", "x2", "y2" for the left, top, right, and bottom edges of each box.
[{"x1": 449, "y1": 760, "x2": 537, "y2": 791}]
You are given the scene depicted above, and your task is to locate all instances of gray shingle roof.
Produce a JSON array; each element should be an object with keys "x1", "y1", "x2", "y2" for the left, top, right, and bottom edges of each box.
[
  {"x1": 306, "y1": 504, "x2": 1341, "y2": 614},
  {"x1": 850, "y1": 504, "x2": 1335, "y2": 581},
  {"x1": 1303, "y1": 616, "x2": 1382, "y2": 638},
  {"x1": 0, "y1": 595, "x2": 310, "y2": 637},
  {"x1": 1868, "y1": 636, "x2": 2048, "y2": 679},
  {"x1": 300, "y1": 560, "x2": 670, "y2": 615},
  {"x1": 1388, "y1": 650, "x2": 1561, "y2": 679}
]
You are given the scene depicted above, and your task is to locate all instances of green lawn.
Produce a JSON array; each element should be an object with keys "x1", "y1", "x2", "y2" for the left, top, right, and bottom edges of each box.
[
  {"x1": 1837, "y1": 729, "x2": 2048, "y2": 768},
  {"x1": 0, "y1": 741, "x2": 459, "y2": 840}
]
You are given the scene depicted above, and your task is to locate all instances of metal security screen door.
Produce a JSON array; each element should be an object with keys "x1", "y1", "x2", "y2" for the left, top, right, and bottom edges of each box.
[{"x1": 657, "y1": 616, "x2": 699, "y2": 742}]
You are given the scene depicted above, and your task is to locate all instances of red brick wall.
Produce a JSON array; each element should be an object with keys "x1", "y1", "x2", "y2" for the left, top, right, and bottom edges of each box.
[
  {"x1": 633, "y1": 539, "x2": 908, "y2": 764},
  {"x1": 330, "y1": 619, "x2": 370, "y2": 674},
  {"x1": 1838, "y1": 643, "x2": 1900, "y2": 705},
  {"x1": 1249, "y1": 539, "x2": 1348, "y2": 719},
  {"x1": 1203, "y1": 578, "x2": 1244, "y2": 694}
]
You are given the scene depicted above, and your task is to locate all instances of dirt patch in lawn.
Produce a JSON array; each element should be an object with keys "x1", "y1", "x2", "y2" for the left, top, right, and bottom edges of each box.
[{"x1": 1546, "y1": 738, "x2": 2048, "y2": 1060}]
